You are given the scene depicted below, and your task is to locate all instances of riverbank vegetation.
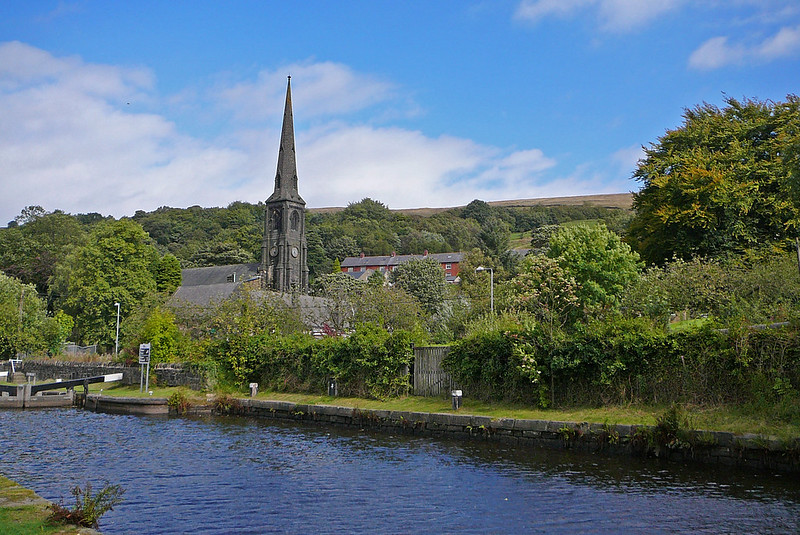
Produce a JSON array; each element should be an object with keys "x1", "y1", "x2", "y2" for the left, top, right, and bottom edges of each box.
[
  {"x1": 0, "y1": 474, "x2": 94, "y2": 535},
  {"x1": 2, "y1": 95, "x2": 800, "y2": 439}
]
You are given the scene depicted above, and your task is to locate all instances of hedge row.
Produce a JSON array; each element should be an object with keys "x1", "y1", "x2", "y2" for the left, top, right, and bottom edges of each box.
[
  {"x1": 444, "y1": 318, "x2": 800, "y2": 408},
  {"x1": 209, "y1": 323, "x2": 416, "y2": 399}
]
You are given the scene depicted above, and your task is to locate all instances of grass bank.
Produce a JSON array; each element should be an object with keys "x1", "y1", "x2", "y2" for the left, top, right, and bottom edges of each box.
[
  {"x1": 97, "y1": 383, "x2": 800, "y2": 441},
  {"x1": 0, "y1": 475, "x2": 98, "y2": 535}
]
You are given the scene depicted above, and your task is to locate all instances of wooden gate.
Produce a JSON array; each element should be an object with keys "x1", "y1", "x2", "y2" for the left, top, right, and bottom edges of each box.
[{"x1": 413, "y1": 346, "x2": 454, "y2": 397}]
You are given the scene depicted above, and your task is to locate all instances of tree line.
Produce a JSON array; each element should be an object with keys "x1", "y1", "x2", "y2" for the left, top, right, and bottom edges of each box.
[{"x1": 1, "y1": 95, "x2": 799, "y2": 418}]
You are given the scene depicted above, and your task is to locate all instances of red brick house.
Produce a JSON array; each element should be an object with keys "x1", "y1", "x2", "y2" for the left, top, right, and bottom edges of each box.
[{"x1": 340, "y1": 251, "x2": 465, "y2": 283}]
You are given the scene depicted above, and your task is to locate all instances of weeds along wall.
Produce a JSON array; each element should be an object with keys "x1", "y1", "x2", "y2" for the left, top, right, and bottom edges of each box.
[{"x1": 443, "y1": 319, "x2": 800, "y2": 408}]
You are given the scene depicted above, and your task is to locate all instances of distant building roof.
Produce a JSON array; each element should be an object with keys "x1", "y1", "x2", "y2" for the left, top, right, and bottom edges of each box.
[
  {"x1": 179, "y1": 263, "x2": 261, "y2": 287},
  {"x1": 341, "y1": 252, "x2": 464, "y2": 269},
  {"x1": 170, "y1": 262, "x2": 330, "y2": 330}
]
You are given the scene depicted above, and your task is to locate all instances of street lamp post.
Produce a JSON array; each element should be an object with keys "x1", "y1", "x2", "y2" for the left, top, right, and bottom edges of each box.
[
  {"x1": 114, "y1": 302, "x2": 120, "y2": 358},
  {"x1": 475, "y1": 266, "x2": 494, "y2": 314}
]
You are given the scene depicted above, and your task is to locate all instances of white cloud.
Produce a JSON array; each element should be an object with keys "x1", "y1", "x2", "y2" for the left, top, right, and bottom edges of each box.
[
  {"x1": 514, "y1": 0, "x2": 593, "y2": 23},
  {"x1": 514, "y1": 0, "x2": 684, "y2": 32},
  {"x1": 596, "y1": 0, "x2": 685, "y2": 32},
  {"x1": 757, "y1": 24, "x2": 800, "y2": 59},
  {"x1": 217, "y1": 62, "x2": 397, "y2": 122},
  {"x1": 611, "y1": 144, "x2": 644, "y2": 172},
  {"x1": 0, "y1": 42, "x2": 614, "y2": 224},
  {"x1": 689, "y1": 24, "x2": 800, "y2": 70}
]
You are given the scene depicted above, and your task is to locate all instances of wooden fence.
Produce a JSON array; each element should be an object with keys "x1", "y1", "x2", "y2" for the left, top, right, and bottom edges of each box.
[{"x1": 413, "y1": 346, "x2": 455, "y2": 397}]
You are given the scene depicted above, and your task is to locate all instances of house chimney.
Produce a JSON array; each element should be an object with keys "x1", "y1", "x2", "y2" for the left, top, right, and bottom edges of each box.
[
  {"x1": 391, "y1": 251, "x2": 396, "y2": 257},
  {"x1": 423, "y1": 250, "x2": 428, "y2": 256},
  {"x1": 360, "y1": 252, "x2": 365, "y2": 258}
]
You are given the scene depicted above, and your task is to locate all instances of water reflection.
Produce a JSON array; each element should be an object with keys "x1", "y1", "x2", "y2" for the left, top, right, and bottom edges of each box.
[{"x1": 0, "y1": 408, "x2": 798, "y2": 534}]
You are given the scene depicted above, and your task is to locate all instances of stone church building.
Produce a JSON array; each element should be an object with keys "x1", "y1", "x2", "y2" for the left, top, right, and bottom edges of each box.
[
  {"x1": 261, "y1": 76, "x2": 308, "y2": 293},
  {"x1": 172, "y1": 77, "x2": 312, "y2": 308}
]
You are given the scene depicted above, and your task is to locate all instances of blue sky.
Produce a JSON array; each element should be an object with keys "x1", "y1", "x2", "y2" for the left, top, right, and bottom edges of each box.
[{"x1": 1, "y1": 1, "x2": 799, "y2": 224}]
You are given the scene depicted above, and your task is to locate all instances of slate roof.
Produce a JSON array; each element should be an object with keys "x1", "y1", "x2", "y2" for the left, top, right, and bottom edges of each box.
[
  {"x1": 179, "y1": 263, "x2": 261, "y2": 287},
  {"x1": 340, "y1": 252, "x2": 464, "y2": 269},
  {"x1": 169, "y1": 262, "x2": 330, "y2": 330}
]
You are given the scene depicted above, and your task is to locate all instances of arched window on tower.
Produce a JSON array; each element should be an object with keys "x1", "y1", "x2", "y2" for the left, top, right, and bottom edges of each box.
[
  {"x1": 270, "y1": 209, "x2": 282, "y2": 231},
  {"x1": 290, "y1": 210, "x2": 300, "y2": 231}
]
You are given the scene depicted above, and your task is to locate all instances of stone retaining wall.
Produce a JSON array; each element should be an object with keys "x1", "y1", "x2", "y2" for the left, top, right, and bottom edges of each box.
[
  {"x1": 221, "y1": 399, "x2": 800, "y2": 473},
  {"x1": 1, "y1": 361, "x2": 209, "y2": 390}
]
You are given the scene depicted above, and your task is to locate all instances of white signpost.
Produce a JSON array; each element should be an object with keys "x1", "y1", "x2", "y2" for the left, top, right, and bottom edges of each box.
[{"x1": 138, "y1": 343, "x2": 151, "y2": 393}]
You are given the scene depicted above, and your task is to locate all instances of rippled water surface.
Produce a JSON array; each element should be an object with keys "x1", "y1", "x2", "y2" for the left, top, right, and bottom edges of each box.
[{"x1": 1, "y1": 408, "x2": 799, "y2": 534}]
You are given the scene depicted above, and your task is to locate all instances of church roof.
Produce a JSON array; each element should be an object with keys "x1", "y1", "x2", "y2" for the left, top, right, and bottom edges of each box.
[{"x1": 170, "y1": 263, "x2": 260, "y2": 307}]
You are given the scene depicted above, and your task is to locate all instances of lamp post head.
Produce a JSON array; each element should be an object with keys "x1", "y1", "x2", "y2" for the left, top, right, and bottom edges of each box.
[
  {"x1": 114, "y1": 302, "x2": 120, "y2": 307},
  {"x1": 475, "y1": 266, "x2": 486, "y2": 272}
]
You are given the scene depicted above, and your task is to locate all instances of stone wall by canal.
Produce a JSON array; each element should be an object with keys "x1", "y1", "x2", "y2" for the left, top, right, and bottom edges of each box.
[
  {"x1": 1, "y1": 360, "x2": 209, "y2": 390},
  {"x1": 211, "y1": 398, "x2": 800, "y2": 474}
]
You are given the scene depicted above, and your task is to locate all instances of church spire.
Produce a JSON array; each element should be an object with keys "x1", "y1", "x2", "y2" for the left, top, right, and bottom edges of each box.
[
  {"x1": 268, "y1": 76, "x2": 304, "y2": 204},
  {"x1": 261, "y1": 76, "x2": 309, "y2": 294}
]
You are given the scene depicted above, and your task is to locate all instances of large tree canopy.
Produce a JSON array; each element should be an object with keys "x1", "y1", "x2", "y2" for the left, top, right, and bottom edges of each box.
[
  {"x1": 628, "y1": 95, "x2": 800, "y2": 264},
  {"x1": 390, "y1": 257, "x2": 447, "y2": 316},
  {"x1": 51, "y1": 219, "x2": 159, "y2": 346},
  {"x1": 548, "y1": 223, "x2": 642, "y2": 312}
]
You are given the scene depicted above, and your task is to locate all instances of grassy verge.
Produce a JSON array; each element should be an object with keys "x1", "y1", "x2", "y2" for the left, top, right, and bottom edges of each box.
[
  {"x1": 97, "y1": 383, "x2": 800, "y2": 440},
  {"x1": 0, "y1": 475, "x2": 95, "y2": 535}
]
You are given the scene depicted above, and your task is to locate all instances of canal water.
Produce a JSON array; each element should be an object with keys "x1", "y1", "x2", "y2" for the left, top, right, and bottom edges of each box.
[{"x1": 1, "y1": 408, "x2": 799, "y2": 534}]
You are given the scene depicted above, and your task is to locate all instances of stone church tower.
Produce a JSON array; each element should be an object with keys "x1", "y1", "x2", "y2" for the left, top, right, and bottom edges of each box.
[{"x1": 261, "y1": 77, "x2": 308, "y2": 293}]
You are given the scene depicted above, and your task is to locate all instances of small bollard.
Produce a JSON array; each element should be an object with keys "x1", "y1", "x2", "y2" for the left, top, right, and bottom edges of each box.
[
  {"x1": 26, "y1": 373, "x2": 35, "y2": 385},
  {"x1": 451, "y1": 390, "x2": 463, "y2": 410},
  {"x1": 249, "y1": 382, "x2": 258, "y2": 397}
]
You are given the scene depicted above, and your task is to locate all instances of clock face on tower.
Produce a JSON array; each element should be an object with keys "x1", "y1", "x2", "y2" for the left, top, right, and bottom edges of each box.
[
  {"x1": 269, "y1": 246, "x2": 278, "y2": 257},
  {"x1": 291, "y1": 246, "x2": 299, "y2": 258}
]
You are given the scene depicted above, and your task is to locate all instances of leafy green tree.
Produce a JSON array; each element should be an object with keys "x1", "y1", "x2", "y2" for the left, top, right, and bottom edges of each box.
[
  {"x1": 155, "y1": 254, "x2": 182, "y2": 294},
  {"x1": 313, "y1": 272, "x2": 365, "y2": 332},
  {"x1": 0, "y1": 210, "x2": 86, "y2": 294},
  {"x1": 0, "y1": 272, "x2": 56, "y2": 357},
  {"x1": 399, "y1": 230, "x2": 448, "y2": 254},
  {"x1": 326, "y1": 235, "x2": 360, "y2": 261},
  {"x1": 341, "y1": 198, "x2": 394, "y2": 221},
  {"x1": 461, "y1": 199, "x2": 493, "y2": 225},
  {"x1": 354, "y1": 284, "x2": 426, "y2": 333},
  {"x1": 529, "y1": 224, "x2": 561, "y2": 254},
  {"x1": 14, "y1": 205, "x2": 46, "y2": 225},
  {"x1": 548, "y1": 223, "x2": 643, "y2": 312},
  {"x1": 50, "y1": 219, "x2": 159, "y2": 347},
  {"x1": 628, "y1": 96, "x2": 800, "y2": 264},
  {"x1": 205, "y1": 287, "x2": 306, "y2": 340},
  {"x1": 390, "y1": 257, "x2": 446, "y2": 316},
  {"x1": 478, "y1": 216, "x2": 511, "y2": 259},
  {"x1": 188, "y1": 242, "x2": 254, "y2": 267},
  {"x1": 139, "y1": 307, "x2": 181, "y2": 363},
  {"x1": 500, "y1": 255, "x2": 581, "y2": 330}
]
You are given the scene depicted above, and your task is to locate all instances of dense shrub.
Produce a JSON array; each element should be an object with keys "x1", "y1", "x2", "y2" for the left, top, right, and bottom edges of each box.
[
  {"x1": 211, "y1": 323, "x2": 416, "y2": 399},
  {"x1": 444, "y1": 316, "x2": 800, "y2": 409}
]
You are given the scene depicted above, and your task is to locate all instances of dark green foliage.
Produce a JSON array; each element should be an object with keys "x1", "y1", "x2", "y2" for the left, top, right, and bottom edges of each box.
[
  {"x1": 155, "y1": 254, "x2": 182, "y2": 294},
  {"x1": 213, "y1": 323, "x2": 415, "y2": 399},
  {"x1": 628, "y1": 95, "x2": 800, "y2": 264},
  {"x1": 445, "y1": 315, "x2": 800, "y2": 409},
  {"x1": 622, "y1": 253, "x2": 800, "y2": 324},
  {"x1": 548, "y1": 223, "x2": 643, "y2": 312},
  {"x1": 0, "y1": 209, "x2": 87, "y2": 295},
  {"x1": 443, "y1": 314, "x2": 548, "y2": 403},
  {"x1": 50, "y1": 219, "x2": 159, "y2": 347},
  {"x1": 390, "y1": 257, "x2": 447, "y2": 315},
  {"x1": 0, "y1": 272, "x2": 61, "y2": 358}
]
